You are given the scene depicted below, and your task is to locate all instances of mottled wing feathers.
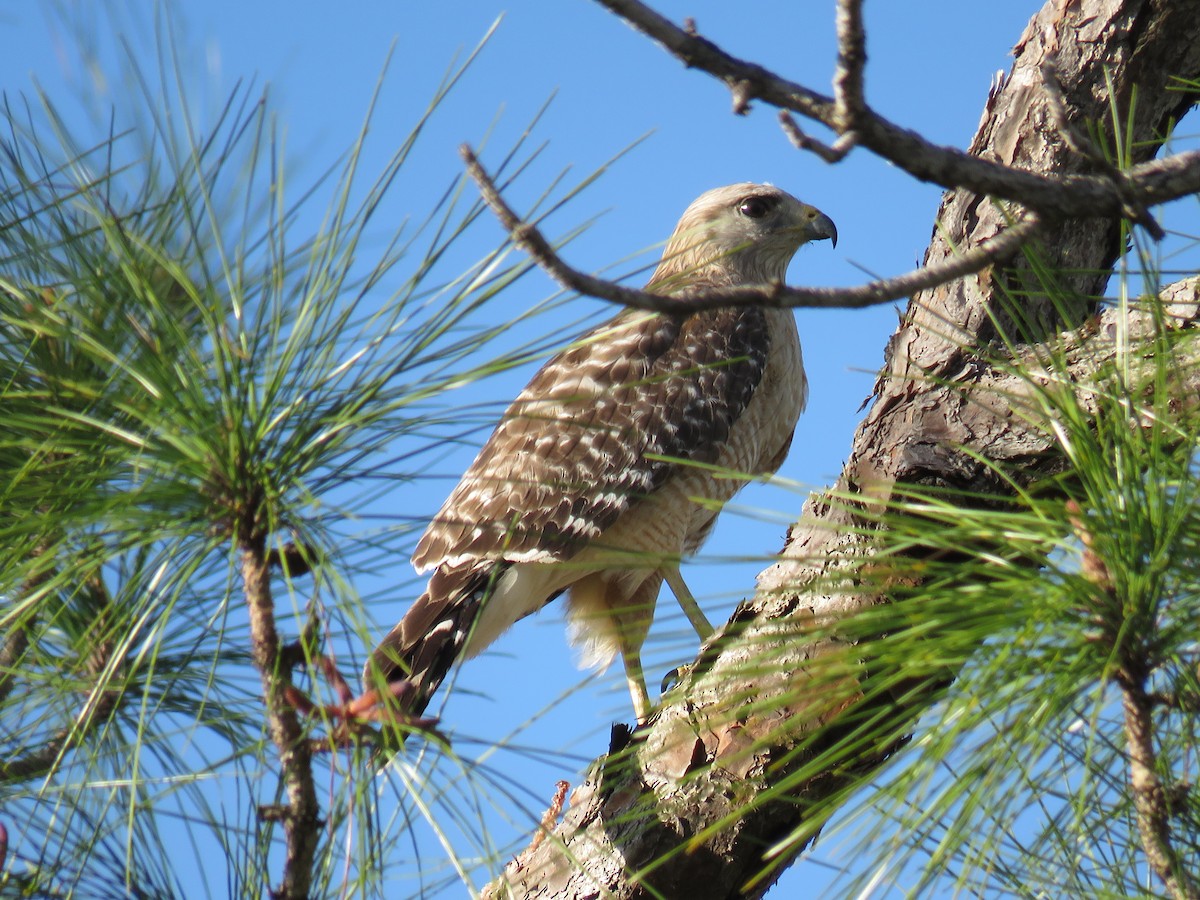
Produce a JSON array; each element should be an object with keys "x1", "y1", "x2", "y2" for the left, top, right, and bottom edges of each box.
[
  {"x1": 366, "y1": 182, "x2": 835, "y2": 717},
  {"x1": 411, "y1": 303, "x2": 771, "y2": 572}
]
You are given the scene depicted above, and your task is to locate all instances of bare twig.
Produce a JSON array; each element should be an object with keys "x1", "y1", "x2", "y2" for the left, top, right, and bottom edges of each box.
[
  {"x1": 777, "y1": 5, "x2": 865, "y2": 167},
  {"x1": 1040, "y1": 60, "x2": 1108, "y2": 169},
  {"x1": 462, "y1": 143, "x2": 1041, "y2": 313},
  {"x1": 1040, "y1": 59, "x2": 1166, "y2": 240},
  {"x1": 832, "y1": 0, "x2": 866, "y2": 150},
  {"x1": 590, "y1": 0, "x2": 1200, "y2": 224},
  {"x1": 778, "y1": 111, "x2": 847, "y2": 164}
]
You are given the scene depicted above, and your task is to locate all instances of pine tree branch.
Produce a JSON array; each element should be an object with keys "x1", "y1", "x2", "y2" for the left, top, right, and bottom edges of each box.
[
  {"x1": 241, "y1": 535, "x2": 321, "y2": 900},
  {"x1": 1069, "y1": 500, "x2": 1200, "y2": 899},
  {"x1": 0, "y1": 626, "x2": 28, "y2": 708},
  {"x1": 0, "y1": 574, "x2": 121, "y2": 784},
  {"x1": 1119, "y1": 674, "x2": 1199, "y2": 900},
  {"x1": 1149, "y1": 691, "x2": 1200, "y2": 714}
]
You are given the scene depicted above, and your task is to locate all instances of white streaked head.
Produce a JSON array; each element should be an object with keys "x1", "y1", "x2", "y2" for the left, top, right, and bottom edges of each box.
[{"x1": 646, "y1": 183, "x2": 836, "y2": 292}]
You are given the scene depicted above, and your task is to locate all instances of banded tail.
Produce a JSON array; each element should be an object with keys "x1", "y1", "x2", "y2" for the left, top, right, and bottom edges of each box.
[{"x1": 364, "y1": 565, "x2": 496, "y2": 716}]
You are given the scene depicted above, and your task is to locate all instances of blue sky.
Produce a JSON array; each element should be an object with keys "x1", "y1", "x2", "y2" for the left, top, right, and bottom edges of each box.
[{"x1": 3, "y1": 2, "x2": 1048, "y2": 896}]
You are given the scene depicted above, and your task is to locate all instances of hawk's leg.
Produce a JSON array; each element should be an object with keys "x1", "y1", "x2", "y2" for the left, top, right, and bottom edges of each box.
[
  {"x1": 663, "y1": 565, "x2": 714, "y2": 641},
  {"x1": 567, "y1": 571, "x2": 660, "y2": 724},
  {"x1": 620, "y1": 641, "x2": 653, "y2": 724}
]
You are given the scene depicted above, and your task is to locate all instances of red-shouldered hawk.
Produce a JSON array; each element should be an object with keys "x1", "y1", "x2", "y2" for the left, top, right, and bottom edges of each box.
[{"x1": 367, "y1": 184, "x2": 836, "y2": 722}]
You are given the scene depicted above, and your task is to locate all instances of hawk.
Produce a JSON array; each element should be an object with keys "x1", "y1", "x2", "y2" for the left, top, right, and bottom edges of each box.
[{"x1": 367, "y1": 184, "x2": 836, "y2": 723}]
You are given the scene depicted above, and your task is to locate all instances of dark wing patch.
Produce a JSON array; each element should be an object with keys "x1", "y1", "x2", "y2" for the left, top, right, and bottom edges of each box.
[{"x1": 412, "y1": 304, "x2": 770, "y2": 571}]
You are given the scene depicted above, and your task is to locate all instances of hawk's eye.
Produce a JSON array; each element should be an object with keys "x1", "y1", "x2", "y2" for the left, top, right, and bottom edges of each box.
[{"x1": 738, "y1": 196, "x2": 773, "y2": 219}]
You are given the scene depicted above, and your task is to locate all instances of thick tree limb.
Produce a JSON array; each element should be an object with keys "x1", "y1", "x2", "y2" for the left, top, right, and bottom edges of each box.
[
  {"x1": 490, "y1": 280, "x2": 1200, "y2": 899},
  {"x1": 488, "y1": 0, "x2": 1200, "y2": 895}
]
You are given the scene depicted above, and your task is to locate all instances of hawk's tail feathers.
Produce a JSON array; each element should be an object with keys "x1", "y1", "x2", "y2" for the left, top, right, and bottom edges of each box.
[{"x1": 364, "y1": 565, "x2": 496, "y2": 718}]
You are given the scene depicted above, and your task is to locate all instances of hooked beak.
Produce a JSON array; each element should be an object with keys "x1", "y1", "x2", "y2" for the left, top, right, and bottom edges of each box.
[{"x1": 805, "y1": 210, "x2": 838, "y2": 248}]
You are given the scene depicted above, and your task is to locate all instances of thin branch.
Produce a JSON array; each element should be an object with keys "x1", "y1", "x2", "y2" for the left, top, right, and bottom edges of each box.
[
  {"x1": 778, "y1": 111, "x2": 847, "y2": 163},
  {"x1": 1071, "y1": 502, "x2": 1200, "y2": 899},
  {"x1": 0, "y1": 693, "x2": 117, "y2": 784},
  {"x1": 1119, "y1": 680, "x2": 1199, "y2": 900},
  {"x1": 790, "y1": 0, "x2": 866, "y2": 163},
  {"x1": 1040, "y1": 58, "x2": 1166, "y2": 240},
  {"x1": 241, "y1": 536, "x2": 321, "y2": 900},
  {"x1": 1, "y1": 575, "x2": 121, "y2": 784},
  {"x1": 0, "y1": 626, "x2": 28, "y2": 707},
  {"x1": 590, "y1": 0, "x2": 1200, "y2": 222},
  {"x1": 1148, "y1": 690, "x2": 1200, "y2": 713},
  {"x1": 831, "y1": 0, "x2": 866, "y2": 154},
  {"x1": 1, "y1": 728, "x2": 72, "y2": 783},
  {"x1": 462, "y1": 143, "x2": 1042, "y2": 313},
  {"x1": 1040, "y1": 59, "x2": 1111, "y2": 170}
]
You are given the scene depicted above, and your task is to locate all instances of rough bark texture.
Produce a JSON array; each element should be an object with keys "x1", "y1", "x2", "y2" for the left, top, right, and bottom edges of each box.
[{"x1": 488, "y1": 2, "x2": 1200, "y2": 897}]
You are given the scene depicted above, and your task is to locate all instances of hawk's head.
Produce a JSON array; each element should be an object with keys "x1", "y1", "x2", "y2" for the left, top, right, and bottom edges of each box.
[{"x1": 647, "y1": 183, "x2": 836, "y2": 293}]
